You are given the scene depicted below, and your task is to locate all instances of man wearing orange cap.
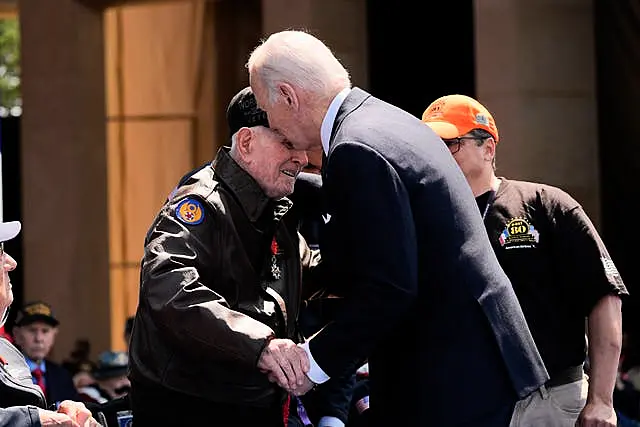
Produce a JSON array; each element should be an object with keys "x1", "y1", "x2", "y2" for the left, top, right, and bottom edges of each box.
[{"x1": 423, "y1": 95, "x2": 628, "y2": 427}]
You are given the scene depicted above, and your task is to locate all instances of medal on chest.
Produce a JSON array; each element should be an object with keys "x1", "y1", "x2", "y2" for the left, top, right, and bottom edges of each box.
[{"x1": 270, "y1": 236, "x2": 281, "y2": 280}]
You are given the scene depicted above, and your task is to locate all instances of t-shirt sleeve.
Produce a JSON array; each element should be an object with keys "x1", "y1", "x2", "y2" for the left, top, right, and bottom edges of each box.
[{"x1": 554, "y1": 203, "x2": 628, "y2": 315}]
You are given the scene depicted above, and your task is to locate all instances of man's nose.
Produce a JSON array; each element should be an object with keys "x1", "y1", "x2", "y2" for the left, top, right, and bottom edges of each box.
[
  {"x1": 292, "y1": 150, "x2": 308, "y2": 167},
  {"x1": 3, "y1": 253, "x2": 17, "y2": 271}
]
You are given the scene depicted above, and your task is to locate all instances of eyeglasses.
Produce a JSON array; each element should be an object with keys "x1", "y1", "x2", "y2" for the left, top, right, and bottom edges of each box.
[{"x1": 442, "y1": 137, "x2": 483, "y2": 154}]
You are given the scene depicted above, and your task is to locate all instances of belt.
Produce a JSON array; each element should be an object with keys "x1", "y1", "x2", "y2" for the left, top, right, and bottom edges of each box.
[{"x1": 546, "y1": 365, "x2": 584, "y2": 388}]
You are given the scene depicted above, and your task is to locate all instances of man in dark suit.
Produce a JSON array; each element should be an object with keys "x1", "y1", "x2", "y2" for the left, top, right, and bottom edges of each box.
[
  {"x1": 12, "y1": 301, "x2": 80, "y2": 406},
  {"x1": 248, "y1": 30, "x2": 549, "y2": 426}
]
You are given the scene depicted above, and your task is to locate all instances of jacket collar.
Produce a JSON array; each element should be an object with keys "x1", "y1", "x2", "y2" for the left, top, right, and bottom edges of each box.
[
  {"x1": 328, "y1": 87, "x2": 371, "y2": 151},
  {"x1": 212, "y1": 147, "x2": 291, "y2": 223}
]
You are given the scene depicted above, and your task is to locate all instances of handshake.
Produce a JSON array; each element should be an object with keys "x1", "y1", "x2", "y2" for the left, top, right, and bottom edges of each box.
[
  {"x1": 38, "y1": 400, "x2": 101, "y2": 427},
  {"x1": 257, "y1": 338, "x2": 317, "y2": 396}
]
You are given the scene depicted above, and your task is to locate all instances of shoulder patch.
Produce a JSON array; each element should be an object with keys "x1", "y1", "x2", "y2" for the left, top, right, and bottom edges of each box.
[{"x1": 175, "y1": 198, "x2": 204, "y2": 225}]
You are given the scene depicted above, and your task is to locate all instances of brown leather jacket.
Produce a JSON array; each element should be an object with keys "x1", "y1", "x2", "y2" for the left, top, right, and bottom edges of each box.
[{"x1": 128, "y1": 147, "x2": 318, "y2": 407}]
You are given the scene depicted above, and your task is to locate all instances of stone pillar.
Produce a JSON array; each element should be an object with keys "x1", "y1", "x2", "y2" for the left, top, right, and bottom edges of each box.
[
  {"x1": 19, "y1": 0, "x2": 110, "y2": 361},
  {"x1": 208, "y1": 0, "x2": 263, "y2": 153},
  {"x1": 261, "y1": 0, "x2": 369, "y2": 88},
  {"x1": 474, "y1": 0, "x2": 601, "y2": 224},
  {"x1": 104, "y1": 0, "x2": 219, "y2": 350}
]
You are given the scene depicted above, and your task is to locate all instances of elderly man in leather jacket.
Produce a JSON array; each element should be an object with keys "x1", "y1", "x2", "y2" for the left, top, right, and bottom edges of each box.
[{"x1": 128, "y1": 87, "x2": 314, "y2": 426}]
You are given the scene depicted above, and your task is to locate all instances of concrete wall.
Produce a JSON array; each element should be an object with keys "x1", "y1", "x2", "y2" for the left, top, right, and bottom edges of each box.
[{"x1": 475, "y1": 0, "x2": 601, "y2": 224}]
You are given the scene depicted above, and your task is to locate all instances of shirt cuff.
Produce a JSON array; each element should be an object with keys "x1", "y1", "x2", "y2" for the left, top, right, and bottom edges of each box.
[
  {"x1": 318, "y1": 416, "x2": 345, "y2": 427},
  {"x1": 301, "y1": 341, "x2": 330, "y2": 384}
]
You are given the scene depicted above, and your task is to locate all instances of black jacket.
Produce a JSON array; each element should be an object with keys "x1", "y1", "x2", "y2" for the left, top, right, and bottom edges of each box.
[{"x1": 129, "y1": 147, "x2": 316, "y2": 407}]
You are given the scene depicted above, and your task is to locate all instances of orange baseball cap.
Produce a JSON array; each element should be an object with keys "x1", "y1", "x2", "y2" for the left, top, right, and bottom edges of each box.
[{"x1": 421, "y1": 94, "x2": 499, "y2": 143}]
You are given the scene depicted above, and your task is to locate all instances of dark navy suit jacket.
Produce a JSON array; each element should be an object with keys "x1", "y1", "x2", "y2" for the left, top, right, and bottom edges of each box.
[
  {"x1": 44, "y1": 360, "x2": 80, "y2": 405},
  {"x1": 308, "y1": 88, "x2": 549, "y2": 426}
]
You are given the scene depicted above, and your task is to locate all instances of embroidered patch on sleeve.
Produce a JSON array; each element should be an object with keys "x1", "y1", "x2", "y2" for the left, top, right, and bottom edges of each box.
[
  {"x1": 601, "y1": 256, "x2": 623, "y2": 285},
  {"x1": 175, "y1": 198, "x2": 204, "y2": 225}
]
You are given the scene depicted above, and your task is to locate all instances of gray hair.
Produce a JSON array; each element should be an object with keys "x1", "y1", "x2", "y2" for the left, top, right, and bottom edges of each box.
[
  {"x1": 247, "y1": 30, "x2": 351, "y2": 106},
  {"x1": 469, "y1": 128, "x2": 497, "y2": 170},
  {"x1": 229, "y1": 132, "x2": 239, "y2": 159},
  {"x1": 469, "y1": 129, "x2": 494, "y2": 141}
]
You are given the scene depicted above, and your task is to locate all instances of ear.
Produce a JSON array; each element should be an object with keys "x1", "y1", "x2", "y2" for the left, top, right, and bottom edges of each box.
[
  {"x1": 279, "y1": 83, "x2": 299, "y2": 110},
  {"x1": 483, "y1": 137, "x2": 497, "y2": 162},
  {"x1": 234, "y1": 127, "x2": 254, "y2": 161}
]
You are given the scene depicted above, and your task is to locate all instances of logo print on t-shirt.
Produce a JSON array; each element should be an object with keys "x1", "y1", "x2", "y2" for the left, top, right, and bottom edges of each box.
[{"x1": 499, "y1": 217, "x2": 540, "y2": 249}]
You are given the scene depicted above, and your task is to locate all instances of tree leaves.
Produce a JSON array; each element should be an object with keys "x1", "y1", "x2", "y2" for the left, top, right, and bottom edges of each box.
[{"x1": 0, "y1": 18, "x2": 20, "y2": 111}]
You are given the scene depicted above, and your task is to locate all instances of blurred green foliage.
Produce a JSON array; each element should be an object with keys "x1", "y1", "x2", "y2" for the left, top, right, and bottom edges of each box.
[{"x1": 0, "y1": 18, "x2": 20, "y2": 109}]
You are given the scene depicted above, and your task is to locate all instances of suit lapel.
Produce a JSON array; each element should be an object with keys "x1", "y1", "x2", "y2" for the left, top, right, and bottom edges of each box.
[
  {"x1": 329, "y1": 87, "x2": 370, "y2": 146},
  {"x1": 321, "y1": 150, "x2": 328, "y2": 179},
  {"x1": 321, "y1": 87, "x2": 370, "y2": 178}
]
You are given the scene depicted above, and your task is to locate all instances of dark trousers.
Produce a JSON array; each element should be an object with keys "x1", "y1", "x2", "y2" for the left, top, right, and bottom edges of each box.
[{"x1": 131, "y1": 380, "x2": 284, "y2": 427}]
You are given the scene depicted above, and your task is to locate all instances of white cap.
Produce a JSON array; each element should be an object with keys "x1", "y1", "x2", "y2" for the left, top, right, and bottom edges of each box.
[{"x1": 0, "y1": 221, "x2": 21, "y2": 243}]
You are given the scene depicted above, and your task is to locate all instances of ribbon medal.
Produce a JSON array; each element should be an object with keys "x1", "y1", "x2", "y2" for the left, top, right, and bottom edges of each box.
[{"x1": 270, "y1": 236, "x2": 281, "y2": 280}]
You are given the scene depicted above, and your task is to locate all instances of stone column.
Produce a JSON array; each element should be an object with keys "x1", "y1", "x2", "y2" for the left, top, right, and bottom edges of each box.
[
  {"x1": 104, "y1": 0, "x2": 218, "y2": 350},
  {"x1": 19, "y1": 0, "x2": 111, "y2": 360},
  {"x1": 474, "y1": 0, "x2": 601, "y2": 224},
  {"x1": 261, "y1": 0, "x2": 369, "y2": 88}
]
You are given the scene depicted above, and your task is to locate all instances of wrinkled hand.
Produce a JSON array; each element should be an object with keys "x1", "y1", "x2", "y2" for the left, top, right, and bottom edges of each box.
[
  {"x1": 38, "y1": 409, "x2": 79, "y2": 427},
  {"x1": 576, "y1": 400, "x2": 616, "y2": 427},
  {"x1": 57, "y1": 400, "x2": 101, "y2": 426},
  {"x1": 292, "y1": 374, "x2": 316, "y2": 396},
  {"x1": 267, "y1": 371, "x2": 316, "y2": 396},
  {"x1": 258, "y1": 338, "x2": 309, "y2": 390}
]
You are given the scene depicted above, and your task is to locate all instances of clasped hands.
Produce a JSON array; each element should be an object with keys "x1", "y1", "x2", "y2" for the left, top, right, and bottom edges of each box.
[
  {"x1": 38, "y1": 400, "x2": 101, "y2": 427},
  {"x1": 257, "y1": 338, "x2": 316, "y2": 396}
]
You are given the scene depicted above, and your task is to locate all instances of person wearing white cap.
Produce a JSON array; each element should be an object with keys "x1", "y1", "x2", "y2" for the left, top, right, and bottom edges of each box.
[{"x1": 0, "y1": 221, "x2": 101, "y2": 426}]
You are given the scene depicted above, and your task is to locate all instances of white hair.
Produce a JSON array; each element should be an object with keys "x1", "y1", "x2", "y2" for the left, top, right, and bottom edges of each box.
[
  {"x1": 247, "y1": 30, "x2": 351, "y2": 106},
  {"x1": 229, "y1": 132, "x2": 239, "y2": 158}
]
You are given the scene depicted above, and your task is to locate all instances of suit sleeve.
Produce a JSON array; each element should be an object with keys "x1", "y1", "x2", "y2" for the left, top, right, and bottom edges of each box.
[
  {"x1": 0, "y1": 406, "x2": 40, "y2": 427},
  {"x1": 308, "y1": 142, "x2": 418, "y2": 378},
  {"x1": 140, "y1": 197, "x2": 275, "y2": 368}
]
